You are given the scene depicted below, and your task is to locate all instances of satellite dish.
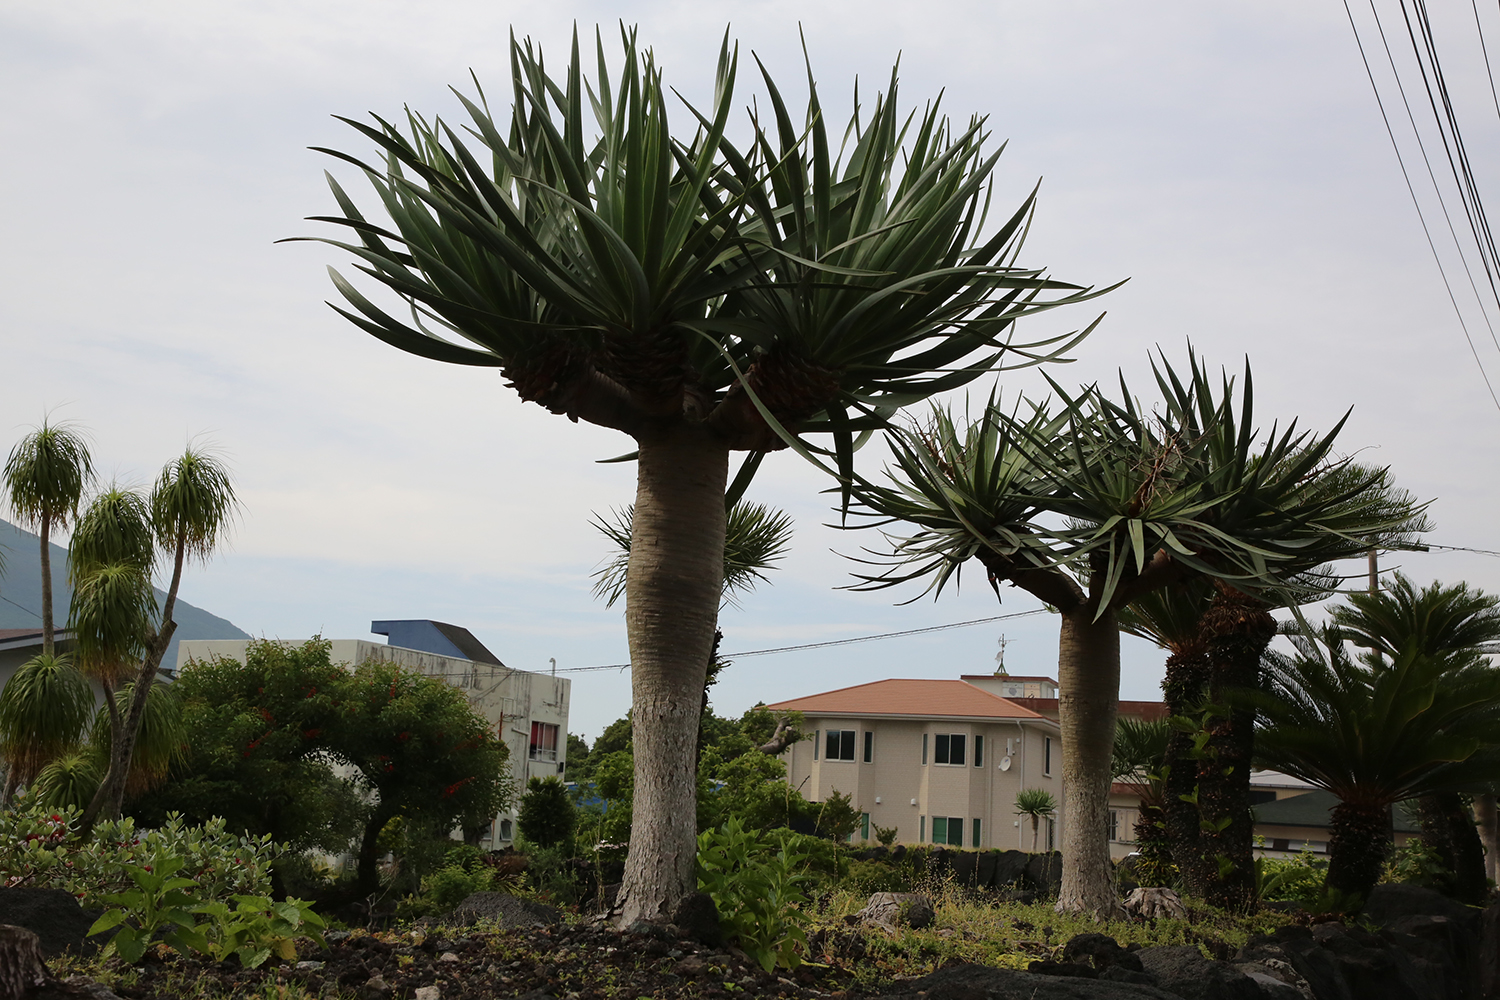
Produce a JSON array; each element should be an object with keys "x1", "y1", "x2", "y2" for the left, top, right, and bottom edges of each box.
[{"x1": 999, "y1": 756, "x2": 1012, "y2": 771}]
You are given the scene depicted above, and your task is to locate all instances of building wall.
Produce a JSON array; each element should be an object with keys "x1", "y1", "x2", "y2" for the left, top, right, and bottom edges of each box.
[
  {"x1": 783, "y1": 714, "x2": 1062, "y2": 850},
  {"x1": 177, "y1": 638, "x2": 570, "y2": 846}
]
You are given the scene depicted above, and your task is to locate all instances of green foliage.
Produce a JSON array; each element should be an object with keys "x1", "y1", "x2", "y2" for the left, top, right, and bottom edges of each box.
[
  {"x1": 0, "y1": 804, "x2": 282, "y2": 908},
  {"x1": 873, "y1": 824, "x2": 899, "y2": 847},
  {"x1": 191, "y1": 895, "x2": 326, "y2": 969},
  {"x1": 3, "y1": 419, "x2": 94, "y2": 532},
  {"x1": 1254, "y1": 847, "x2": 1327, "y2": 904},
  {"x1": 814, "y1": 790, "x2": 862, "y2": 843},
  {"x1": 32, "y1": 750, "x2": 103, "y2": 811},
  {"x1": 1382, "y1": 837, "x2": 1453, "y2": 890},
  {"x1": 697, "y1": 817, "x2": 813, "y2": 972},
  {"x1": 87, "y1": 853, "x2": 205, "y2": 963},
  {"x1": 1014, "y1": 789, "x2": 1056, "y2": 818},
  {"x1": 845, "y1": 858, "x2": 911, "y2": 894},
  {"x1": 0, "y1": 653, "x2": 93, "y2": 786},
  {"x1": 518, "y1": 776, "x2": 576, "y2": 850}
]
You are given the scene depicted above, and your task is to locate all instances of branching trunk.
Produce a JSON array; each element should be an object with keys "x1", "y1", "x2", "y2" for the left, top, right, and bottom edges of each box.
[
  {"x1": 356, "y1": 801, "x2": 399, "y2": 897},
  {"x1": 615, "y1": 426, "x2": 727, "y2": 927},
  {"x1": 79, "y1": 536, "x2": 184, "y2": 830},
  {"x1": 757, "y1": 716, "x2": 799, "y2": 756},
  {"x1": 1055, "y1": 606, "x2": 1124, "y2": 917},
  {"x1": 39, "y1": 512, "x2": 54, "y2": 656},
  {"x1": 1328, "y1": 800, "x2": 1394, "y2": 900},
  {"x1": 1196, "y1": 586, "x2": 1273, "y2": 911}
]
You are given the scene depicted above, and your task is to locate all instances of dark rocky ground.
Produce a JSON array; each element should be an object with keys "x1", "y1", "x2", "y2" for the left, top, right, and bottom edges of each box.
[{"x1": 9, "y1": 883, "x2": 1500, "y2": 1000}]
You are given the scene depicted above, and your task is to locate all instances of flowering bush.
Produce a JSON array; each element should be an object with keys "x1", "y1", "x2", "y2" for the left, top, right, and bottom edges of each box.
[{"x1": 0, "y1": 802, "x2": 284, "y2": 907}]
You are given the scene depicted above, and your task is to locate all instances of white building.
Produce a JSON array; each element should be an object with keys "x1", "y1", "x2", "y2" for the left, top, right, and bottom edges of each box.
[{"x1": 178, "y1": 619, "x2": 569, "y2": 847}]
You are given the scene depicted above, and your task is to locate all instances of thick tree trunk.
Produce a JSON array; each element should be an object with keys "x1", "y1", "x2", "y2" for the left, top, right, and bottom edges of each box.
[
  {"x1": 1159, "y1": 642, "x2": 1211, "y2": 892},
  {"x1": 1132, "y1": 800, "x2": 1172, "y2": 884},
  {"x1": 1327, "y1": 800, "x2": 1393, "y2": 901},
  {"x1": 1476, "y1": 794, "x2": 1498, "y2": 887},
  {"x1": 1419, "y1": 792, "x2": 1488, "y2": 905},
  {"x1": 615, "y1": 426, "x2": 727, "y2": 927},
  {"x1": 1196, "y1": 587, "x2": 1273, "y2": 911},
  {"x1": 39, "y1": 513, "x2": 54, "y2": 656},
  {"x1": 1054, "y1": 607, "x2": 1124, "y2": 917},
  {"x1": 356, "y1": 801, "x2": 399, "y2": 896}
]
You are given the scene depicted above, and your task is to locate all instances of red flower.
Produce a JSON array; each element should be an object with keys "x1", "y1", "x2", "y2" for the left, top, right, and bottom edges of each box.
[
  {"x1": 302, "y1": 729, "x2": 321, "y2": 739},
  {"x1": 397, "y1": 732, "x2": 411, "y2": 742},
  {"x1": 441, "y1": 776, "x2": 476, "y2": 798}
]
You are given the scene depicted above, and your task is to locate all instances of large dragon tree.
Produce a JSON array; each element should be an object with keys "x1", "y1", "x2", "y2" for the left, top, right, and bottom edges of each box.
[
  {"x1": 847, "y1": 352, "x2": 1429, "y2": 913},
  {"x1": 296, "y1": 29, "x2": 1105, "y2": 923}
]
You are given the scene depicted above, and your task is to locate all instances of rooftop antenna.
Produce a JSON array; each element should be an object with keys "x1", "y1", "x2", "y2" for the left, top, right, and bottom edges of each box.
[{"x1": 993, "y1": 634, "x2": 1009, "y2": 675}]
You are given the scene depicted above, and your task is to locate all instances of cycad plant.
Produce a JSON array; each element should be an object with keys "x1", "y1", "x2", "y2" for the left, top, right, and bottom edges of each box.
[
  {"x1": 1251, "y1": 627, "x2": 1500, "y2": 900},
  {"x1": 848, "y1": 351, "x2": 1429, "y2": 913},
  {"x1": 296, "y1": 28, "x2": 1106, "y2": 922},
  {"x1": 1110, "y1": 714, "x2": 1172, "y2": 881},
  {"x1": 1329, "y1": 574, "x2": 1500, "y2": 903}
]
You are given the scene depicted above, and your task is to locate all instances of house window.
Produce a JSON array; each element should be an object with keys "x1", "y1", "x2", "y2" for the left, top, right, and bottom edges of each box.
[
  {"x1": 1043, "y1": 736, "x2": 1053, "y2": 775},
  {"x1": 813, "y1": 731, "x2": 820, "y2": 760},
  {"x1": 919, "y1": 815, "x2": 926, "y2": 841},
  {"x1": 934, "y1": 733, "x2": 966, "y2": 766},
  {"x1": 932, "y1": 816, "x2": 964, "y2": 846},
  {"x1": 861, "y1": 812, "x2": 870, "y2": 840},
  {"x1": 922, "y1": 734, "x2": 928, "y2": 765},
  {"x1": 972, "y1": 818, "x2": 982, "y2": 848},
  {"x1": 530, "y1": 722, "x2": 559, "y2": 762},
  {"x1": 1046, "y1": 817, "x2": 1055, "y2": 852},
  {"x1": 825, "y1": 730, "x2": 856, "y2": 761},
  {"x1": 1109, "y1": 809, "x2": 1120, "y2": 842},
  {"x1": 499, "y1": 819, "x2": 513, "y2": 840},
  {"x1": 974, "y1": 734, "x2": 983, "y2": 768},
  {"x1": 863, "y1": 731, "x2": 874, "y2": 763}
]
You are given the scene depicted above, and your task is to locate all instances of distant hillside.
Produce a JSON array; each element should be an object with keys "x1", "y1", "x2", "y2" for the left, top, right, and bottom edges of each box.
[{"x1": 0, "y1": 518, "x2": 250, "y2": 669}]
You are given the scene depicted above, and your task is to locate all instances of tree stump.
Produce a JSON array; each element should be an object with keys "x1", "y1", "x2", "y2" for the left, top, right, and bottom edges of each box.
[
  {"x1": 0, "y1": 924, "x2": 48, "y2": 1000},
  {"x1": 1122, "y1": 886, "x2": 1187, "y2": 921}
]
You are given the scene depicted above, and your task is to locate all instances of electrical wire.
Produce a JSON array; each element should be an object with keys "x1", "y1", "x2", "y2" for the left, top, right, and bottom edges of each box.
[
  {"x1": 1344, "y1": 0, "x2": 1500, "y2": 414},
  {"x1": 554, "y1": 608, "x2": 1048, "y2": 673}
]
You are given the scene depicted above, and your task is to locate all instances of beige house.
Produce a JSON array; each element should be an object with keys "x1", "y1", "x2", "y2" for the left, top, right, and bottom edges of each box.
[
  {"x1": 765, "y1": 678, "x2": 1064, "y2": 850},
  {"x1": 179, "y1": 620, "x2": 569, "y2": 848}
]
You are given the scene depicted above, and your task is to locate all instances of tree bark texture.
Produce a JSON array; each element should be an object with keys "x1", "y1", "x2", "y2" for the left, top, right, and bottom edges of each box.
[
  {"x1": 1196, "y1": 587, "x2": 1273, "y2": 911},
  {"x1": 356, "y1": 801, "x2": 399, "y2": 896},
  {"x1": 38, "y1": 512, "x2": 53, "y2": 656},
  {"x1": 1476, "y1": 794, "x2": 1499, "y2": 886},
  {"x1": 1131, "y1": 800, "x2": 1173, "y2": 886},
  {"x1": 1327, "y1": 800, "x2": 1394, "y2": 900},
  {"x1": 1054, "y1": 606, "x2": 1124, "y2": 917},
  {"x1": 615, "y1": 427, "x2": 727, "y2": 926},
  {"x1": 1418, "y1": 792, "x2": 1488, "y2": 905},
  {"x1": 1158, "y1": 641, "x2": 1211, "y2": 893}
]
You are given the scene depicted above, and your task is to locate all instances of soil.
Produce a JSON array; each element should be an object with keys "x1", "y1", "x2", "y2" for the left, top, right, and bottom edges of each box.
[{"x1": 63, "y1": 921, "x2": 883, "y2": 1000}]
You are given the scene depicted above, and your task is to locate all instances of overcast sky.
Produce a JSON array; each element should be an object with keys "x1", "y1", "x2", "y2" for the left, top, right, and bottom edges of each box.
[{"x1": 5, "y1": 1, "x2": 1500, "y2": 741}]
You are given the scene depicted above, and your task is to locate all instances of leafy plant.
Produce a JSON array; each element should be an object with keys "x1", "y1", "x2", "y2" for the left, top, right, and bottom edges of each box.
[
  {"x1": 1254, "y1": 847, "x2": 1327, "y2": 904},
  {"x1": 1014, "y1": 789, "x2": 1056, "y2": 852},
  {"x1": 697, "y1": 816, "x2": 813, "y2": 972},
  {"x1": 873, "y1": 824, "x2": 899, "y2": 847},
  {"x1": 192, "y1": 895, "x2": 327, "y2": 968},
  {"x1": 518, "y1": 775, "x2": 576, "y2": 849},
  {"x1": 87, "y1": 854, "x2": 206, "y2": 963}
]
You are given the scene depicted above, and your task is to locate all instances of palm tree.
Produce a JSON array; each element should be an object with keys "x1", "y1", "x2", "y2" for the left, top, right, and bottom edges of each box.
[
  {"x1": 1015, "y1": 788, "x2": 1057, "y2": 852},
  {"x1": 3, "y1": 419, "x2": 94, "y2": 654},
  {"x1": 72, "y1": 450, "x2": 238, "y2": 826},
  {"x1": 847, "y1": 352, "x2": 1429, "y2": 913},
  {"x1": 1329, "y1": 574, "x2": 1500, "y2": 903},
  {"x1": 1251, "y1": 627, "x2": 1500, "y2": 901},
  {"x1": 0, "y1": 652, "x2": 93, "y2": 805},
  {"x1": 295, "y1": 29, "x2": 1106, "y2": 923}
]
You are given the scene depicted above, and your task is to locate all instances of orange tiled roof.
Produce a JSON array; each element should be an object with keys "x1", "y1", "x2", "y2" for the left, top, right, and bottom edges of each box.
[{"x1": 763, "y1": 679, "x2": 1045, "y2": 721}]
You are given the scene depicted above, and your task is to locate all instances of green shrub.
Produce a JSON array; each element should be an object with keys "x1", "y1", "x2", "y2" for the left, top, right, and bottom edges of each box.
[
  {"x1": 518, "y1": 776, "x2": 576, "y2": 850},
  {"x1": 845, "y1": 858, "x2": 911, "y2": 894},
  {"x1": 697, "y1": 816, "x2": 813, "y2": 972},
  {"x1": 1255, "y1": 847, "x2": 1327, "y2": 904},
  {"x1": 1382, "y1": 837, "x2": 1450, "y2": 890},
  {"x1": 873, "y1": 824, "x2": 898, "y2": 847},
  {"x1": 0, "y1": 804, "x2": 282, "y2": 908}
]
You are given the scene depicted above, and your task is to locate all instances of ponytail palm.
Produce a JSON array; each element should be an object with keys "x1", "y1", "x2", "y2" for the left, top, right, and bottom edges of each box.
[
  {"x1": 3, "y1": 420, "x2": 94, "y2": 655},
  {"x1": 0, "y1": 652, "x2": 92, "y2": 803},
  {"x1": 849, "y1": 352, "x2": 1430, "y2": 913},
  {"x1": 297, "y1": 28, "x2": 1104, "y2": 923}
]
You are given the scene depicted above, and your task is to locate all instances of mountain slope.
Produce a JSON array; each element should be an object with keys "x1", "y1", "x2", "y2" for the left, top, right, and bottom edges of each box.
[{"x1": 0, "y1": 518, "x2": 250, "y2": 669}]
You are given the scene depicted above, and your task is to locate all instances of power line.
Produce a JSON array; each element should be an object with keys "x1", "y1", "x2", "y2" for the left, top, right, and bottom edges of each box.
[
  {"x1": 1344, "y1": 0, "x2": 1500, "y2": 414},
  {"x1": 555, "y1": 608, "x2": 1049, "y2": 673},
  {"x1": 1424, "y1": 542, "x2": 1500, "y2": 557}
]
